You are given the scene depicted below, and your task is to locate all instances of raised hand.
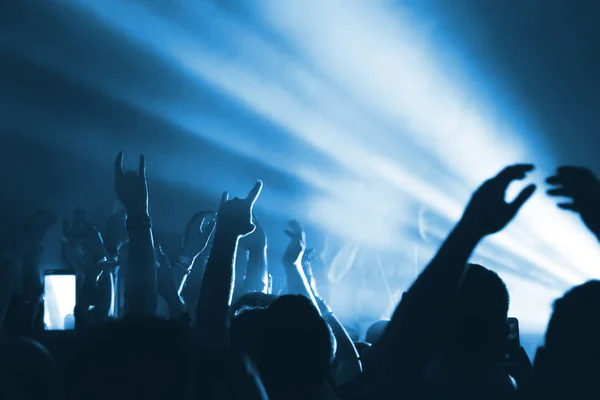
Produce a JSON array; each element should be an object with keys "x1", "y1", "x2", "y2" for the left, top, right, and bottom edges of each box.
[
  {"x1": 460, "y1": 164, "x2": 536, "y2": 237},
  {"x1": 180, "y1": 211, "x2": 216, "y2": 260},
  {"x1": 114, "y1": 152, "x2": 148, "y2": 216},
  {"x1": 62, "y1": 209, "x2": 109, "y2": 271},
  {"x1": 216, "y1": 181, "x2": 263, "y2": 238},
  {"x1": 546, "y1": 166, "x2": 600, "y2": 237},
  {"x1": 283, "y1": 220, "x2": 306, "y2": 265}
]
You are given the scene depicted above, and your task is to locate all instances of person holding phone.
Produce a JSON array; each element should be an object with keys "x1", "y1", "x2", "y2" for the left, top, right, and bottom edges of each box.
[{"x1": 503, "y1": 318, "x2": 534, "y2": 396}]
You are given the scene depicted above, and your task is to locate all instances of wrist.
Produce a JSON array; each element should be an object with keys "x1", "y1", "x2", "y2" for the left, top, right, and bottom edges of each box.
[
  {"x1": 455, "y1": 218, "x2": 485, "y2": 243},
  {"x1": 213, "y1": 227, "x2": 242, "y2": 244}
]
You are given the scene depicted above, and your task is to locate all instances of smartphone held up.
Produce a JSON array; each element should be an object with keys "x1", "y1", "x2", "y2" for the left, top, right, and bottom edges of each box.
[{"x1": 43, "y1": 270, "x2": 76, "y2": 331}]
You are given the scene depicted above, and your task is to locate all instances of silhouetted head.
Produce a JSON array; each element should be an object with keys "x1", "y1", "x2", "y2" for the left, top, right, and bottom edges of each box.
[
  {"x1": 0, "y1": 338, "x2": 58, "y2": 400},
  {"x1": 67, "y1": 317, "x2": 193, "y2": 400},
  {"x1": 259, "y1": 295, "x2": 334, "y2": 400},
  {"x1": 453, "y1": 264, "x2": 510, "y2": 360},
  {"x1": 366, "y1": 319, "x2": 390, "y2": 345},
  {"x1": 230, "y1": 307, "x2": 266, "y2": 364},
  {"x1": 230, "y1": 292, "x2": 276, "y2": 319},
  {"x1": 532, "y1": 280, "x2": 600, "y2": 399}
]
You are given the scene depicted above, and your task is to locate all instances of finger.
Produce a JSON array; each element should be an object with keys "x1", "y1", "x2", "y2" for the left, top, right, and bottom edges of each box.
[
  {"x1": 545, "y1": 176, "x2": 562, "y2": 185},
  {"x1": 496, "y1": 164, "x2": 535, "y2": 184},
  {"x1": 220, "y1": 192, "x2": 229, "y2": 207},
  {"x1": 546, "y1": 187, "x2": 572, "y2": 197},
  {"x1": 285, "y1": 230, "x2": 296, "y2": 239},
  {"x1": 289, "y1": 219, "x2": 303, "y2": 233},
  {"x1": 558, "y1": 202, "x2": 580, "y2": 212},
  {"x1": 115, "y1": 152, "x2": 124, "y2": 181},
  {"x1": 556, "y1": 166, "x2": 592, "y2": 177},
  {"x1": 246, "y1": 180, "x2": 263, "y2": 206},
  {"x1": 138, "y1": 154, "x2": 146, "y2": 179},
  {"x1": 509, "y1": 184, "x2": 536, "y2": 211}
]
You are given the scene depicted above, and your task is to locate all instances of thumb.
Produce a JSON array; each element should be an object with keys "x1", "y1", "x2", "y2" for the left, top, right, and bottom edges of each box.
[{"x1": 509, "y1": 184, "x2": 536, "y2": 212}]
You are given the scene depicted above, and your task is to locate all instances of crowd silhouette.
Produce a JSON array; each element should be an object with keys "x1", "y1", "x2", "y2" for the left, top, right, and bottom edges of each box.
[{"x1": 0, "y1": 150, "x2": 599, "y2": 400}]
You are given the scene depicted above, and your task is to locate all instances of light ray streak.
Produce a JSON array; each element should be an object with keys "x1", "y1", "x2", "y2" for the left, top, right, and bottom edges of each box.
[
  {"x1": 57, "y1": 0, "x2": 592, "y2": 287},
  {"x1": 258, "y1": 0, "x2": 600, "y2": 281}
]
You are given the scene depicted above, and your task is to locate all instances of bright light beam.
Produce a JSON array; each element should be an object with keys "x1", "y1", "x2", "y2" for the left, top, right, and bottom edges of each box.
[
  {"x1": 53, "y1": 0, "x2": 589, "y2": 330},
  {"x1": 258, "y1": 0, "x2": 600, "y2": 282}
]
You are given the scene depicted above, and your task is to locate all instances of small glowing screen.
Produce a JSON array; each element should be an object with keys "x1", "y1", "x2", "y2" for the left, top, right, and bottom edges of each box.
[{"x1": 44, "y1": 273, "x2": 76, "y2": 330}]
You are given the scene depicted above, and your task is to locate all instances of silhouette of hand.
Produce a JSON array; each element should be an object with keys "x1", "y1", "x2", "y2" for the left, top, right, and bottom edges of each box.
[
  {"x1": 62, "y1": 210, "x2": 109, "y2": 271},
  {"x1": 546, "y1": 166, "x2": 600, "y2": 238},
  {"x1": 114, "y1": 152, "x2": 148, "y2": 216},
  {"x1": 283, "y1": 220, "x2": 306, "y2": 265},
  {"x1": 103, "y1": 209, "x2": 128, "y2": 256},
  {"x1": 461, "y1": 164, "x2": 536, "y2": 237},
  {"x1": 181, "y1": 211, "x2": 216, "y2": 259},
  {"x1": 504, "y1": 345, "x2": 533, "y2": 389},
  {"x1": 238, "y1": 216, "x2": 267, "y2": 251},
  {"x1": 216, "y1": 181, "x2": 263, "y2": 238}
]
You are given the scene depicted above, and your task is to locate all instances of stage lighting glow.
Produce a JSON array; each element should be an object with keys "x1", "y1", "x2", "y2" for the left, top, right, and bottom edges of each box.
[{"x1": 16, "y1": 0, "x2": 600, "y2": 334}]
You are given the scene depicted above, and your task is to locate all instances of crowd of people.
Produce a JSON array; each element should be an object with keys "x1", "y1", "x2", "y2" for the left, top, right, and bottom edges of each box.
[{"x1": 0, "y1": 150, "x2": 599, "y2": 400}]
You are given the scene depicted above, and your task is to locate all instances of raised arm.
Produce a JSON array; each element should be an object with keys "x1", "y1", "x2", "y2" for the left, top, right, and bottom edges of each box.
[
  {"x1": 175, "y1": 211, "x2": 215, "y2": 318},
  {"x1": 371, "y1": 164, "x2": 536, "y2": 393},
  {"x1": 114, "y1": 152, "x2": 157, "y2": 317},
  {"x1": 175, "y1": 211, "x2": 216, "y2": 284},
  {"x1": 308, "y1": 261, "x2": 362, "y2": 386},
  {"x1": 281, "y1": 220, "x2": 320, "y2": 307},
  {"x1": 196, "y1": 181, "x2": 263, "y2": 347}
]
